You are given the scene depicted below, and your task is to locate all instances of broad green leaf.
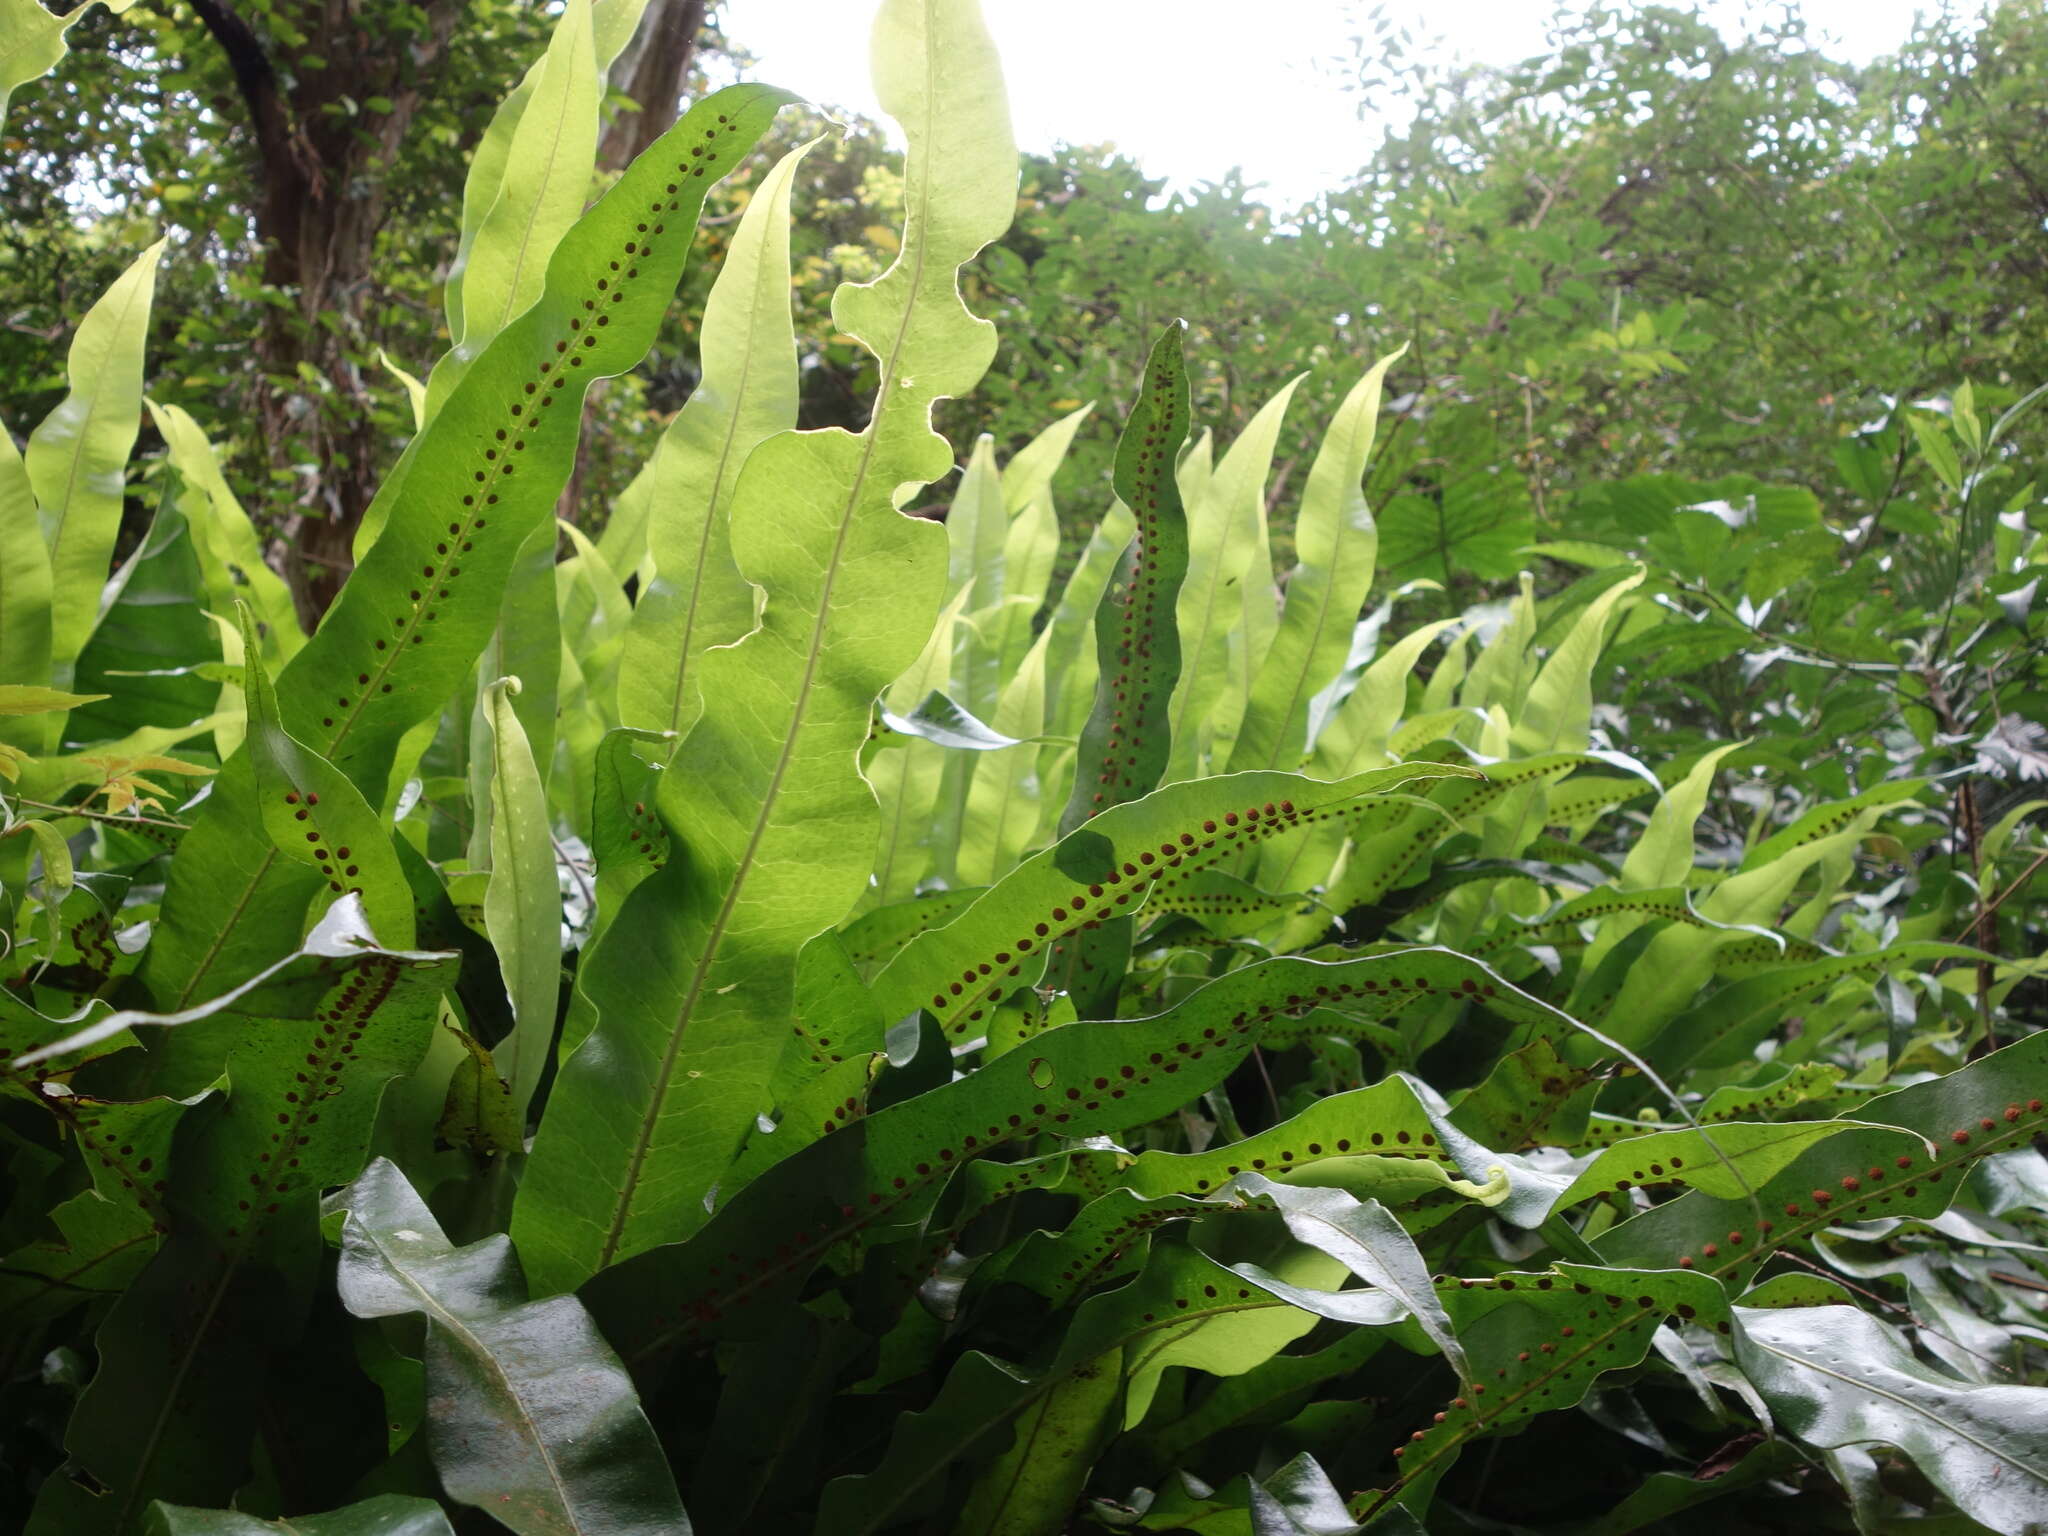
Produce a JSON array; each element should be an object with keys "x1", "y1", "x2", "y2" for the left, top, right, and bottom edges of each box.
[
  {"x1": 1740, "y1": 1272, "x2": 1859, "y2": 1308},
  {"x1": 1619, "y1": 741, "x2": 1743, "y2": 890},
  {"x1": 436, "y1": 0, "x2": 600, "y2": 413},
  {"x1": 1039, "y1": 499, "x2": 1134, "y2": 743},
  {"x1": 1353, "y1": 1260, "x2": 1729, "y2": 1520},
  {"x1": 584, "y1": 947, "x2": 1553, "y2": 1369},
  {"x1": 838, "y1": 886, "x2": 985, "y2": 976},
  {"x1": 1169, "y1": 373, "x2": 1304, "y2": 776},
  {"x1": 0, "y1": 426, "x2": 55, "y2": 745},
  {"x1": 1231, "y1": 348, "x2": 1405, "y2": 774},
  {"x1": 987, "y1": 496, "x2": 1059, "y2": 669},
  {"x1": 0, "y1": 0, "x2": 138, "y2": 126},
  {"x1": 1549, "y1": 1119, "x2": 1875, "y2": 1214},
  {"x1": 1244, "y1": 1175, "x2": 1468, "y2": 1387},
  {"x1": 616, "y1": 136, "x2": 817, "y2": 739},
  {"x1": 1097, "y1": 1026, "x2": 1561, "y2": 1222},
  {"x1": 551, "y1": 524, "x2": 631, "y2": 828},
  {"x1": 70, "y1": 490, "x2": 217, "y2": 745},
  {"x1": 872, "y1": 765, "x2": 1473, "y2": 1037},
  {"x1": 1226, "y1": 456, "x2": 1282, "y2": 760},
  {"x1": 27, "y1": 901, "x2": 455, "y2": 1533},
  {"x1": 954, "y1": 1345, "x2": 1124, "y2": 1536},
  {"x1": 515, "y1": 0, "x2": 1016, "y2": 1290},
  {"x1": 579, "y1": 725, "x2": 672, "y2": 946},
  {"x1": 945, "y1": 433, "x2": 1007, "y2": 607},
  {"x1": 238, "y1": 604, "x2": 414, "y2": 949},
  {"x1": 812, "y1": 1244, "x2": 1339, "y2": 1536},
  {"x1": 1276, "y1": 754, "x2": 1600, "y2": 946},
  {"x1": 467, "y1": 519, "x2": 562, "y2": 860},
  {"x1": 481, "y1": 677, "x2": 559, "y2": 1119},
  {"x1": 146, "y1": 400, "x2": 301, "y2": 663},
  {"x1": 868, "y1": 735, "x2": 948, "y2": 905},
  {"x1": 1000, "y1": 398, "x2": 1094, "y2": 516},
  {"x1": 439, "y1": 0, "x2": 653, "y2": 362},
  {"x1": 140, "y1": 83, "x2": 788, "y2": 1017},
  {"x1": 1058, "y1": 323, "x2": 1192, "y2": 832},
  {"x1": 1459, "y1": 574, "x2": 1538, "y2": 715},
  {"x1": 1584, "y1": 817, "x2": 1905, "y2": 1054},
  {"x1": 1740, "y1": 777, "x2": 1927, "y2": 870},
  {"x1": 867, "y1": 585, "x2": 973, "y2": 901},
  {"x1": 1038, "y1": 325, "x2": 1193, "y2": 1016},
  {"x1": 1733, "y1": 1305, "x2": 2048, "y2": 1532},
  {"x1": 27, "y1": 238, "x2": 166, "y2": 693},
  {"x1": 1136, "y1": 1327, "x2": 1387, "y2": 1473},
  {"x1": 337, "y1": 1159, "x2": 688, "y2": 1536},
  {"x1": 1509, "y1": 566, "x2": 1643, "y2": 755},
  {"x1": 1447, "y1": 1034, "x2": 1599, "y2": 1149},
  {"x1": 0, "y1": 1185, "x2": 157, "y2": 1341},
  {"x1": 1122, "y1": 1240, "x2": 1350, "y2": 1431},
  {"x1": 1648, "y1": 939, "x2": 1988, "y2": 1074},
  {"x1": 144, "y1": 1497, "x2": 456, "y2": 1535},
  {"x1": 1908, "y1": 412, "x2": 1964, "y2": 493},
  {"x1": 1596, "y1": 1037, "x2": 2048, "y2": 1288},
  {"x1": 1302, "y1": 618, "x2": 1466, "y2": 782},
  {"x1": 1272, "y1": 617, "x2": 1460, "y2": 892}
]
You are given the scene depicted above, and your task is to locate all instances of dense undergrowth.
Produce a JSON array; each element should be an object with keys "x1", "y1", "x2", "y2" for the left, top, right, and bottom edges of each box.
[{"x1": 2, "y1": 1, "x2": 2046, "y2": 1533}]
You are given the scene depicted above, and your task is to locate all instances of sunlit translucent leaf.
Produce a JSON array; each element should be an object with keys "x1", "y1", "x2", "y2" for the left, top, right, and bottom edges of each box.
[
  {"x1": 140, "y1": 83, "x2": 787, "y2": 1019},
  {"x1": 27, "y1": 238, "x2": 165, "y2": 697},
  {"x1": 0, "y1": 0, "x2": 139, "y2": 126},
  {"x1": 616, "y1": 136, "x2": 817, "y2": 738},
  {"x1": 147, "y1": 400, "x2": 301, "y2": 664},
  {"x1": 1232, "y1": 348, "x2": 1405, "y2": 774},
  {"x1": 481, "y1": 677, "x2": 560, "y2": 1119},
  {"x1": 1169, "y1": 373, "x2": 1303, "y2": 777},
  {"x1": 515, "y1": 0, "x2": 1016, "y2": 1290}
]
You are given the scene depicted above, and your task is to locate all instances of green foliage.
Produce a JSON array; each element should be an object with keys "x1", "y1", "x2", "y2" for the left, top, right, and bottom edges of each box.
[{"x1": 2, "y1": 1, "x2": 2046, "y2": 1534}]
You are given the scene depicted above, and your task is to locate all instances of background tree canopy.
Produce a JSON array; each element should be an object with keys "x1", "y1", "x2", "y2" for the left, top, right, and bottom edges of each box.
[
  {"x1": 8, "y1": 2, "x2": 2044, "y2": 596},
  {"x1": 4, "y1": 1, "x2": 2048, "y2": 1532}
]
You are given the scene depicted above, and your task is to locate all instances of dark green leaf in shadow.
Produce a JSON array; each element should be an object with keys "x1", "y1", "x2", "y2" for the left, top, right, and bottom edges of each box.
[
  {"x1": 144, "y1": 1495, "x2": 456, "y2": 1535},
  {"x1": 335, "y1": 1158, "x2": 688, "y2": 1536}
]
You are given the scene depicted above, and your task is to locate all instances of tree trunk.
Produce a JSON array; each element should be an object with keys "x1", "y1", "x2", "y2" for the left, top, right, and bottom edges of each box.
[
  {"x1": 597, "y1": 0, "x2": 707, "y2": 172},
  {"x1": 187, "y1": 0, "x2": 466, "y2": 627}
]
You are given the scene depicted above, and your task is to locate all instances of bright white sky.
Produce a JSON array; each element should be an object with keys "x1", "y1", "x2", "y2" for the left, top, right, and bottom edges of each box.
[{"x1": 721, "y1": 0, "x2": 1931, "y2": 208}]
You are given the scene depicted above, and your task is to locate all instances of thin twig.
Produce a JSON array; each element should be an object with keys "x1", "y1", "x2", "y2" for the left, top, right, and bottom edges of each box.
[
  {"x1": 551, "y1": 831, "x2": 597, "y2": 915},
  {"x1": 8, "y1": 799, "x2": 189, "y2": 832},
  {"x1": 1951, "y1": 847, "x2": 2048, "y2": 947}
]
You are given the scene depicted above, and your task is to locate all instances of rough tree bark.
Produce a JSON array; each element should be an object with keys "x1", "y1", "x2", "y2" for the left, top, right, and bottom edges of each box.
[
  {"x1": 186, "y1": 0, "x2": 466, "y2": 627},
  {"x1": 598, "y1": 0, "x2": 707, "y2": 172},
  {"x1": 190, "y1": 0, "x2": 708, "y2": 602}
]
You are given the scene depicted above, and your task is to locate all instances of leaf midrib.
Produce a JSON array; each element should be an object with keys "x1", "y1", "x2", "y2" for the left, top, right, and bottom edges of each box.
[
  {"x1": 664, "y1": 223, "x2": 777, "y2": 738},
  {"x1": 596, "y1": 26, "x2": 946, "y2": 1268},
  {"x1": 373, "y1": 1230, "x2": 581, "y2": 1522},
  {"x1": 1746, "y1": 1331, "x2": 2048, "y2": 1487},
  {"x1": 42, "y1": 254, "x2": 153, "y2": 654},
  {"x1": 486, "y1": 17, "x2": 592, "y2": 339},
  {"x1": 172, "y1": 87, "x2": 777, "y2": 1005}
]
